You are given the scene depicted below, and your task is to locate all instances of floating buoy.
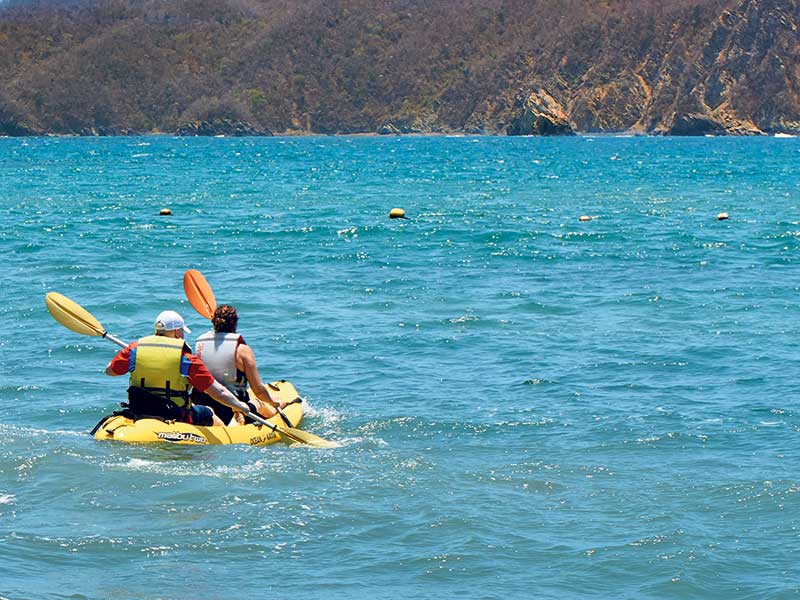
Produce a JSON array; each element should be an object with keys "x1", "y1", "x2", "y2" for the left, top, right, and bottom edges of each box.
[
  {"x1": 717, "y1": 212, "x2": 729, "y2": 221},
  {"x1": 579, "y1": 215, "x2": 592, "y2": 222},
  {"x1": 389, "y1": 208, "x2": 407, "y2": 220},
  {"x1": 159, "y1": 208, "x2": 172, "y2": 216}
]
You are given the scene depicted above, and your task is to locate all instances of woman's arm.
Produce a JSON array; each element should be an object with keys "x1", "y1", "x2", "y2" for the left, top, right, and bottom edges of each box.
[{"x1": 237, "y1": 344, "x2": 282, "y2": 408}]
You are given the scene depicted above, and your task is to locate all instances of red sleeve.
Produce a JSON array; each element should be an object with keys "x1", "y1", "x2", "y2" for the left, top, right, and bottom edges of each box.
[
  {"x1": 108, "y1": 342, "x2": 138, "y2": 375},
  {"x1": 185, "y1": 353, "x2": 216, "y2": 393}
]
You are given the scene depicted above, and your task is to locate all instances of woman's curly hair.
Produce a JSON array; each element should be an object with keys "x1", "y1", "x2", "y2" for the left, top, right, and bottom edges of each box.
[{"x1": 212, "y1": 304, "x2": 238, "y2": 333}]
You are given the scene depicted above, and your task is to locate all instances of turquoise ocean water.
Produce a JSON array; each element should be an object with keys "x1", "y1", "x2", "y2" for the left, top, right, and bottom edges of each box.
[{"x1": 1, "y1": 135, "x2": 799, "y2": 598}]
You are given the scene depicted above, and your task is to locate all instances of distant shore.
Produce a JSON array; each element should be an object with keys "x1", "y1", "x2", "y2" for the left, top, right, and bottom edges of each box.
[{"x1": 1, "y1": 130, "x2": 797, "y2": 139}]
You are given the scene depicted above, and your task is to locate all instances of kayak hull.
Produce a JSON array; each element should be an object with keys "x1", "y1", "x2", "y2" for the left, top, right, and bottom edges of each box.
[{"x1": 93, "y1": 380, "x2": 303, "y2": 446}]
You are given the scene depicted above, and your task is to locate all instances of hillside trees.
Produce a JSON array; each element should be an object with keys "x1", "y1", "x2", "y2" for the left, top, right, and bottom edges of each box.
[{"x1": 0, "y1": 0, "x2": 798, "y2": 135}]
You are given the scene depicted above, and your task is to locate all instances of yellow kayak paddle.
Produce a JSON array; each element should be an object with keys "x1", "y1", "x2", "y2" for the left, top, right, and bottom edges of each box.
[{"x1": 46, "y1": 292, "x2": 127, "y2": 348}]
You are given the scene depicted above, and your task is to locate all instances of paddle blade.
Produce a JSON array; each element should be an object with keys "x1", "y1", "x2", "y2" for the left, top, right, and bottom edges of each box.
[
  {"x1": 184, "y1": 269, "x2": 217, "y2": 320},
  {"x1": 279, "y1": 426, "x2": 339, "y2": 448},
  {"x1": 247, "y1": 410, "x2": 338, "y2": 448},
  {"x1": 46, "y1": 292, "x2": 106, "y2": 337}
]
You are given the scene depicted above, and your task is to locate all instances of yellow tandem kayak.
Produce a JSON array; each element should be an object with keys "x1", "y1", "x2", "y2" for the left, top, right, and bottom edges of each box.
[{"x1": 92, "y1": 380, "x2": 303, "y2": 446}]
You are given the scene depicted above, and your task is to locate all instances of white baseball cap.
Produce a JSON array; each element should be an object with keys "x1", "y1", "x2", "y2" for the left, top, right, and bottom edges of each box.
[{"x1": 154, "y1": 310, "x2": 191, "y2": 334}]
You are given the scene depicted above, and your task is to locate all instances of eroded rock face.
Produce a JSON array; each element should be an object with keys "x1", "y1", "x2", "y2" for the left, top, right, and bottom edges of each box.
[
  {"x1": 469, "y1": 0, "x2": 800, "y2": 136},
  {"x1": 505, "y1": 90, "x2": 574, "y2": 136},
  {"x1": 569, "y1": 72, "x2": 652, "y2": 133},
  {"x1": 628, "y1": 0, "x2": 800, "y2": 135},
  {"x1": 667, "y1": 113, "x2": 727, "y2": 136},
  {"x1": 377, "y1": 123, "x2": 401, "y2": 134}
]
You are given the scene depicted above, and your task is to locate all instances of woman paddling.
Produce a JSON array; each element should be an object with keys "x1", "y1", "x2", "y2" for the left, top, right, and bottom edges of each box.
[{"x1": 191, "y1": 304, "x2": 285, "y2": 426}]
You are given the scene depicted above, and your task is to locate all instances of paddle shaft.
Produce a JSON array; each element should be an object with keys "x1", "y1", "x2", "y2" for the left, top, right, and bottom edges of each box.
[
  {"x1": 245, "y1": 411, "x2": 282, "y2": 432},
  {"x1": 276, "y1": 401, "x2": 301, "y2": 427},
  {"x1": 243, "y1": 401, "x2": 301, "y2": 434},
  {"x1": 104, "y1": 332, "x2": 127, "y2": 349}
]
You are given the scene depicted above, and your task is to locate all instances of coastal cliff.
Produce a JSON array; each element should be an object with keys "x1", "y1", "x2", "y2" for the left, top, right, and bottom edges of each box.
[{"x1": 0, "y1": 0, "x2": 797, "y2": 136}]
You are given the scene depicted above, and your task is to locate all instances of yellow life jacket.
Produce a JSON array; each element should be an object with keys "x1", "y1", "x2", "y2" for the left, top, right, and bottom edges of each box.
[{"x1": 128, "y1": 335, "x2": 191, "y2": 408}]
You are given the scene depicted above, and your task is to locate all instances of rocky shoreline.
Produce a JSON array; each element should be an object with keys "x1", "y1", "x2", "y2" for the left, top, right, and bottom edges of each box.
[
  {"x1": 3, "y1": 118, "x2": 795, "y2": 138},
  {"x1": 4, "y1": 108, "x2": 798, "y2": 137}
]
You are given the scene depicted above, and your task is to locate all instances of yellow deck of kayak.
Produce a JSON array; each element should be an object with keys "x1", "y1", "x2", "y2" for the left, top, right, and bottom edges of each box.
[{"x1": 93, "y1": 380, "x2": 303, "y2": 446}]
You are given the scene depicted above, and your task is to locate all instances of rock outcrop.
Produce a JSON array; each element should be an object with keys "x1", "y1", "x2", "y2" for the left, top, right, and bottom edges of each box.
[
  {"x1": 175, "y1": 119, "x2": 271, "y2": 137},
  {"x1": 667, "y1": 113, "x2": 728, "y2": 136},
  {"x1": 377, "y1": 123, "x2": 401, "y2": 135},
  {"x1": 505, "y1": 90, "x2": 575, "y2": 136}
]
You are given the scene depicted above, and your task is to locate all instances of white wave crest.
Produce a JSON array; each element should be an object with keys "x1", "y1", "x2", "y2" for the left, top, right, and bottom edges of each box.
[{"x1": 301, "y1": 399, "x2": 344, "y2": 425}]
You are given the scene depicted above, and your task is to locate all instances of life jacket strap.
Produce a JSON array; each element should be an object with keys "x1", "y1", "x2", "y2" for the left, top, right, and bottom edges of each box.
[{"x1": 136, "y1": 377, "x2": 190, "y2": 408}]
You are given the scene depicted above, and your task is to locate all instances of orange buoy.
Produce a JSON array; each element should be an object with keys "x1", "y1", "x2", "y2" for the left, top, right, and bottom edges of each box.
[
  {"x1": 717, "y1": 212, "x2": 729, "y2": 221},
  {"x1": 159, "y1": 208, "x2": 172, "y2": 216}
]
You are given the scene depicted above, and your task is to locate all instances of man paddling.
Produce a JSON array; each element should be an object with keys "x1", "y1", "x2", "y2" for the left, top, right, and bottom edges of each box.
[
  {"x1": 105, "y1": 310, "x2": 252, "y2": 426},
  {"x1": 191, "y1": 304, "x2": 285, "y2": 426}
]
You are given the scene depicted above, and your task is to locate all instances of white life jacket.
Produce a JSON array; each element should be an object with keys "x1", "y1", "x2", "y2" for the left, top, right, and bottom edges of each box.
[{"x1": 194, "y1": 331, "x2": 248, "y2": 399}]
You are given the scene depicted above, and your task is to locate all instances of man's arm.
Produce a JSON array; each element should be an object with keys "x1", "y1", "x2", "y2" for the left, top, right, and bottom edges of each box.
[
  {"x1": 186, "y1": 354, "x2": 252, "y2": 415},
  {"x1": 105, "y1": 344, "x2": 134, "y2": 376},
  {"x1": 204, "y1": 380, "x2": 253, "y2": 414}
]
